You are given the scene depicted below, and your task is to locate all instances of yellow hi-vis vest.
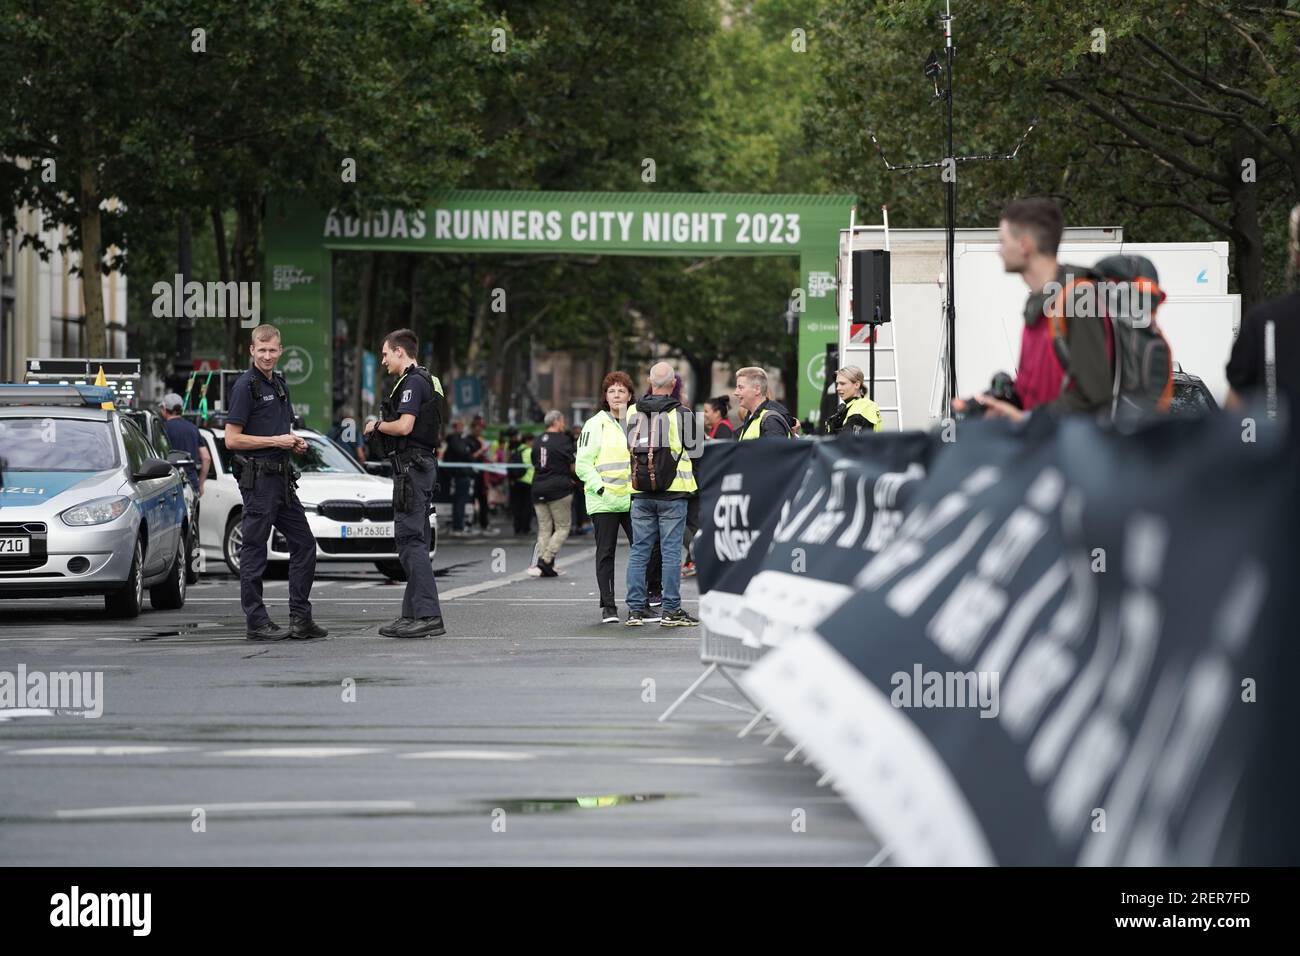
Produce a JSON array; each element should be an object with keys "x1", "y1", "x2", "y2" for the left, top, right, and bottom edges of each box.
[
  {"x1": 626, "y1": 402, "x2": 697, "y2": 495},
  {"x1": 576, "y1": 411, "x2": 632, "y2": 514},
  {"x1": 845, "y1": 395, "x2": 883, "y2": 432},
  {"x1": 738, "y1": 407, "x2": 791, "y2": 440}
]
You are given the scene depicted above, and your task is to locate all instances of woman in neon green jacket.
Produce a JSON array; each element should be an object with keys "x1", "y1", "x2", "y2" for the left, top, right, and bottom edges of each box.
[{"x1": 576, "y1": 370, "x2": 637, "y2": 624}]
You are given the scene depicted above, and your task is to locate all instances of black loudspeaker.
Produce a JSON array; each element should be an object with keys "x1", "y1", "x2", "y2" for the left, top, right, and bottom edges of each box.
[
  {"x1": 821, "y1": 342, "x2": 841, "y2": 425},
  {"x1": 852, "y1": 250, "x2": 892, "y2": 326}
]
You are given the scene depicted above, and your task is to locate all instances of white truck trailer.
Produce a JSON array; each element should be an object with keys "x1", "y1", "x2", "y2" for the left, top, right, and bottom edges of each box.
[{"x1": 836, "y1": 224, "x2": 1239, "y2": 431}]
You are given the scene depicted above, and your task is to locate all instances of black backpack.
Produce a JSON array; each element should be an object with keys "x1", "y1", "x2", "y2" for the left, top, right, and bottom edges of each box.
[
  {"x1": 1049, "y1": 255, "x2": 1174, "y2": 421},
  {"x1": 628, "y1": 403, "x2": 685, "y2": 493}
]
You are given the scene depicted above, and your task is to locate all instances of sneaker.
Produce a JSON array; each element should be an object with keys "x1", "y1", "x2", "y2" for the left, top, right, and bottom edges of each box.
[
  {"x1": 642, "y1": 608, "x2": 663, "y2": 624},
  {"x1": 648, "y1": 591, "x2": 663, "y2": 608},
  {"x1": 379, "y1": 616, "x2": 412, "y2": 637},
  {"x1": 526, "y1": 565, "x2": 543, "y2": 577},
  {"x1": 600, "y1": 606, "x2": 619, "y2": 624},
  {"x1": 659, "y1": 608, "x2": 699, "y2": 628},
  {"x1": 624, "y1": 608, "x2": 647, "y2": 627},
  {"x1": 681, "y1": 562, "x2": 697, "y2": 578},
  {"x1": 538, "y1": 559, "x2": 559, "y2": 578}
]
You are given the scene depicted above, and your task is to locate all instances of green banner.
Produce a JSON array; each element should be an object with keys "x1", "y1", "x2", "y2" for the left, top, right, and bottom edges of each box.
[{"x1": 265, "y1": 191, "x2": 853, "y2": 430}]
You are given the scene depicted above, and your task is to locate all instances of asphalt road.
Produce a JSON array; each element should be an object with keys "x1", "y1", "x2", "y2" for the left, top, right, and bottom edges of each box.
[{"x1": 0, "y1": 522, "x2": 880, "y2": 865}]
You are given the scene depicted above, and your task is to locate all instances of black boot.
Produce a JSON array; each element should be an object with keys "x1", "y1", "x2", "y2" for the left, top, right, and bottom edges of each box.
[
  {"x1": 392, "y1": 616, "x2": 446, "y2": 638},
  {"x1": 246, "y1": 621, "x2": 287, "y2": 642},
  {"x1": 288, "y1": 617, "x2": 329, "y2": 640}
]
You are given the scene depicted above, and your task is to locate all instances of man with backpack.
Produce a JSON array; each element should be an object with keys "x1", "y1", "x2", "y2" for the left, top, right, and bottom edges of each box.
[
  {"x1": 970, "y1": 198, "x2": 1172, "y2": 423},
  {"x1": 623, "y1": 362, "x2": 699, "y2": 628}
]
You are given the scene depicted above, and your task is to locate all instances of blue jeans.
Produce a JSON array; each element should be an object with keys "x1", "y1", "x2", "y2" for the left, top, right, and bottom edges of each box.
[
  {"x1": 452, "y1": 474, "x2": 473, "y2": 531},
  {"x1": 626, "y1": 497, "x2": 687, "y2": 613}
]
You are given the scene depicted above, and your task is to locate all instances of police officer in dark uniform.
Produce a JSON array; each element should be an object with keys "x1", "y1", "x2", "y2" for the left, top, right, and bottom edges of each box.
[
  {"x1": 364, "y1": 328, "x2": 446, "y2": 638},
  {"x1": 225, "y1": 324, "x2": 326, "y2": 642}
]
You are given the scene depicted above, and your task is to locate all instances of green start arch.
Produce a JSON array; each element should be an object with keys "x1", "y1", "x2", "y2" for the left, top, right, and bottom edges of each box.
[{"x1": 264, "y1": 190, "x2": 854, "y2": 431}]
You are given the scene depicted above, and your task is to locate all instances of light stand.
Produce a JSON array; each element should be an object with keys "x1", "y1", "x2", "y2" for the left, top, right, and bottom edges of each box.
[{"x1": 865, "y1": 0, "x2": 1037, "y2": 417}]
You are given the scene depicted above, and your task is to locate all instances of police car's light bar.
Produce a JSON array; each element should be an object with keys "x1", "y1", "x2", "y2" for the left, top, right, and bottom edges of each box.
[
  {"x1": 0, "y1": 384, "x2": 117, "y2": 407},
  {"x1": 24, "y1": 357, "x2": 140, "y2": 408}
]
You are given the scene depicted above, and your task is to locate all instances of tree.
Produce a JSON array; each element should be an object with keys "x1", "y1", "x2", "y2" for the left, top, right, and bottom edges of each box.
[{"x1": 809, "y1": 0, "x2": 1300, "y2": 309}]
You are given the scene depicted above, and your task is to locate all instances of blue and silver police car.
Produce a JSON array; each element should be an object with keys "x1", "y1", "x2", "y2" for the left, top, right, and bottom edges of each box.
[{"x1": 0, "y1": 384, "x2": 189, "y2": 616}]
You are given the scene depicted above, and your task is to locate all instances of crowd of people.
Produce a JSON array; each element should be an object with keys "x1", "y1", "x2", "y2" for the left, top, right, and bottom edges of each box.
[{"x1": 316, "y1": 195, "x2": 1297, "y2": 631}]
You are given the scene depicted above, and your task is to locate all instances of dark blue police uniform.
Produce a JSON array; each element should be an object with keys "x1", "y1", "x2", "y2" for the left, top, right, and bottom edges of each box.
[
  {"x1": 389, "y1": 369, "x2": 442, "y2": 623},
  {"x1": 226, "y1": 366, "x2": 317, "y2": 634}
]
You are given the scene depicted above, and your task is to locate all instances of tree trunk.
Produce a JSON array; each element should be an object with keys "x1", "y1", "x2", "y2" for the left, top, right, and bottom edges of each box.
[
  {"x1": 1228, "y1": 132, "x2": 1265, "y2": 312},
  {"x1": 174, "y1": 213, "x2": 194, "y2": 392},
  {"x1": 212, "y1": 205, "x2": 234, "y2": 367},
  {"x1": 684, "y1": 350, "x2": 713, "y2": 409},
  {"x1": 230, "y1": 194, "x2": 260, "y2": 364},
  {"x1": 393, "y1": 253, "x2": 415, "y2": 331},
  {"x1": 78, "y1": 164, "x2": 106, "y2": 358},
  {"x1": 353, "y1": 252, "x2": 378, "y2": 418},
  {"x1": 463, "y1": 270, "x2": 493, "y2": 373}
]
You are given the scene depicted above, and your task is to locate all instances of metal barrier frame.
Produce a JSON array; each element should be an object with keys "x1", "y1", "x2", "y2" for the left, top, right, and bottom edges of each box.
[{"x1": 658, "y1": 626, "x2": 769, "y2": 722}]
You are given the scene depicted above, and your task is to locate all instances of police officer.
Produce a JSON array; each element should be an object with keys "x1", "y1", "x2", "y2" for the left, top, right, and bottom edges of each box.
[
  {"x1": 364, "y1": 328, "x2": 446, "y2": 638},
  {"x1": 225, "y1": 324, "x2": 326, "y2": 642}
]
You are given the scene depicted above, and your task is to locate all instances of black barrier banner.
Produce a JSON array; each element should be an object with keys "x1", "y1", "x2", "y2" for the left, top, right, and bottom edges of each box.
[
  {"x1": 712, "y1": 434, "x2": 935, "y2": 650},
  {"x1": 744, "y1": 409, "x2": 1300, "y2": 866},
  {"x1": 727, "y1": 431, "x2": 935, "y2": 647},
  {"x1": 694, "y1": 438, "x2": 813, "y2": 597}
]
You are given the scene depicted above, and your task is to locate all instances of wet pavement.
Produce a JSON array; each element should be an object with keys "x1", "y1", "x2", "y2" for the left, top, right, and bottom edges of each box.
[{"x1": 0, "y1": 528, "x2": 879, "y2": 865}]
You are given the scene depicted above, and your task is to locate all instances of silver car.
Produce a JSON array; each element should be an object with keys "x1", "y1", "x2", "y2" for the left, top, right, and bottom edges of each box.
[{"x1": 0, "y1": 387, "x2": 190, "y2": 616}]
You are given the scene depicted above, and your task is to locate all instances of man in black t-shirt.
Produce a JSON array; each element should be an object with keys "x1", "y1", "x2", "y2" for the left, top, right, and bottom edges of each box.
[
  {"x1": 528, "y1": 410, "x2": 575, "y2": 578},
  {"x1": 160, "y1": 393, "x2": 210, "y2": 496}
]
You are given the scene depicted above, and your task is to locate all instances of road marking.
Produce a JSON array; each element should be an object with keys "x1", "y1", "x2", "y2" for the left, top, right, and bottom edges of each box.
[
  {"x1": 56, "y1": 800, "x2": 415, "y2": 819},
  {"x1": 7, "y1": 745, "x2": 195, "y2": 756},
  {"x1": 438, "y1": 547, "x2": 596, "y2": 600},
  {"x1": 344, "y1": 582, "x2": 379, "y2": 590},
  {"x1": 0, "y1": 708, "x2": 59, "y2": 719},
  {"x1": 398, "y1": 750, "x2": 537, "y2": 761},
  {"x1": 206, "y1": 746, "x2": 386, "y2": 758},
  {"x1": 632, "y1": 757, "x2": 772, "y2": 767}
]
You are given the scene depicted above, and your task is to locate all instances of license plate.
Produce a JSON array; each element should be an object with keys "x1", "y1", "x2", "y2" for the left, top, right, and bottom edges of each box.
[
  {"x1": 0, "y1": 537, "x2": 30, "y2": 554},
  {"x1": 339, "y1": 523, "x2": 393, "y2": 538}
]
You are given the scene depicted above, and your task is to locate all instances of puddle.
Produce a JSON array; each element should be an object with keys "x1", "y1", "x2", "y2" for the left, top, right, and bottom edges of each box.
[
  {"x1": 141, "y1": 622, "x2": 230, "y2": 640},
  {"x1": 251, "y1": 677, "x2": 410, "y2": 688},
  {"x1": 478, "y1": 793, "x2": 683, "y2": 814},
  {"x1": 433, "y1": 560, "x2": 481, "y2": 578}
]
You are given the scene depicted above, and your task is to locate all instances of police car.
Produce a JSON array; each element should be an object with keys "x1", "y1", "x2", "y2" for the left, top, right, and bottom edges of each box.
[
  {"x1": 197, "y1": 423, "x2": 436, "y2": 579},
  {"x1": 0, "y1": 385, "x2": 190, "y2": 616},
  {"x1": 122, "y1": 407, "x2": 201, "y2": 585}
]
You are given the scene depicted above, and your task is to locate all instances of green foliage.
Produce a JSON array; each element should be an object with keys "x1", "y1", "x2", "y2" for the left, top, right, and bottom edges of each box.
[{"x1": 808, "y1": 0, "x2": 1300, "y2": 304}]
